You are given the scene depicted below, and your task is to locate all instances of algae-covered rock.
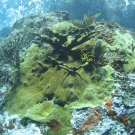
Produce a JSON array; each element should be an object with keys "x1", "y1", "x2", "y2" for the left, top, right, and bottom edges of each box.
[
  {"x1": 65, "y1": 65, "x2": 114, "y2": 110},
  {"x1": 6, "y1": 41, "x2": 114, "y2": 111},
  {"x1": 5, "y1": 35, "x2": 114, "y2": 134},
  {"x1": 5, "y1": 44, "x2": 73, "y2": 134},
  {"x1": 110, "y1": 30, "x2": 134, "y2": 54},
  {"x1": 2, "y1": 10, "x2": 135, "y2": 135},
  {"x1": 124, "y1": 53, "x2": 135, "y2": 72},
  {"x1": 5, "y1": 13, "x2": 135, "y2": 135},
  {"x1": 4, "y1": 18, "x2": 116, "y2": 134},
  {"x1": 110, "y1": 29, "x2": 135, "y2": 72},
  {"x1": 52, "y1": 21, "x2": 75, "y2": 33}
]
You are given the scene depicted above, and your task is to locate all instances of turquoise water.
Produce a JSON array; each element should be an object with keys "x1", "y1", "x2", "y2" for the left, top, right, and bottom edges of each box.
[{"x1": 0, "y1": 0, "x2": 135, "y2": 31}]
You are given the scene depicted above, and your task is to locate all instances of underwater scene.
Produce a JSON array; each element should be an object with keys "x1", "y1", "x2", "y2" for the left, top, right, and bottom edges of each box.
[{"x1": 0, "y1": 0, "x2": 135, "y2": 135}]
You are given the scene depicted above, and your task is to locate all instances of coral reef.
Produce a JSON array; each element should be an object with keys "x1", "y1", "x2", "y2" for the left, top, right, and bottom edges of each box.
[{"x1": 0, "y1": 11, "x2": 134, "y2": 135}]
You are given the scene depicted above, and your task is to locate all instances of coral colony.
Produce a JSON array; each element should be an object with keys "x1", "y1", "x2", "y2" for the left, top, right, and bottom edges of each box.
[{"x1": 0, "y1": 11, "x2": 135, "y2": 135}]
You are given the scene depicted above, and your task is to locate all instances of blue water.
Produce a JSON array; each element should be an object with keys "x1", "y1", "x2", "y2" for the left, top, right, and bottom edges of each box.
[{"x1": 0, "y1": 0, "x2": 135, "y2": 36}]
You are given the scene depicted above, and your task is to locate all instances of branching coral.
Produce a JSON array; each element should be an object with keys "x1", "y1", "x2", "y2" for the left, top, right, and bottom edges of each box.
[
  {"x1": 71, "y1": 12, "x2": 100, "y2": 28},
  {"x1": 35, "y1": 27, "x2": 98, "y2": 52},
  {"x1": 34, "y1": 25, "x2": 102, "y2": 72},
  {"x1": 58, "y1": 62, "x2": 89, "y2": 73},
  {"x1": 81, "y1": 49, "x2": 94, "y2": 66}
]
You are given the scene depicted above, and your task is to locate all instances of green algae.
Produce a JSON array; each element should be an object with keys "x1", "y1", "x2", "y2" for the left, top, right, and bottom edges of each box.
[
  {"x1": 52, "y1": 21, "x2": 75, "y2": 33},
  {"x1": 65, "y1": 65, "x2": 114, "y2": 110},
  {"x1": 111, "y1": 30, "x2": 134, "y2": 54},
  {"x1": 5, "y1": 42, "x2": 114, "y2": 110},
  {"x1": 110, "y1": 29, "x2": 135, "y2": 72},
  {"x1": 124, "y1": 53, "x2": 135, "y2": 72},
  {"x1": 5, "y1": 38, "x2": 114, "y2": 133},
  {"x1": 6, "y1": 44, "x2": 72, "y2": 134}
]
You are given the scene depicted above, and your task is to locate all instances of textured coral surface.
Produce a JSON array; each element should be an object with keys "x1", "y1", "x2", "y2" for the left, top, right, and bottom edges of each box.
[{"x1": 0, "y1": 11, "x2": 135, "y2": 135}]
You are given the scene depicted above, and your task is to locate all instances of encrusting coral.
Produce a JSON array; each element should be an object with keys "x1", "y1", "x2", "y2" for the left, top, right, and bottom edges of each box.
[
  {"x1": 45, "y1": 119, "x2": 62, "y2": 131},
  {"x1": 73, "y1": 107, "x2": 101, "y2": 135}
]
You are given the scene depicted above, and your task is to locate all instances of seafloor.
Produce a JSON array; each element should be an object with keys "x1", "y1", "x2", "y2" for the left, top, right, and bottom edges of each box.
[{"x1": 0, "y1": 11, "x2": 135, "y2": 135}]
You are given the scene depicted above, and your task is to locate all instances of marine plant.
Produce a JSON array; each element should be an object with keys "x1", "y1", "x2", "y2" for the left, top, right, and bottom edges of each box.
[{"x1": 71, "y1": 12, "x2": 100, "y2": 28}]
